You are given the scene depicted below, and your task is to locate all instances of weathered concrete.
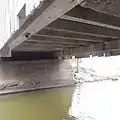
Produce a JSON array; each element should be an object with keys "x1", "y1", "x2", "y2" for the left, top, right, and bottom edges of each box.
[
  {"x1": 0, "y1": 0, "x2": 80, "y2": 57},
  {"x1": 81, "y1": 0, "x2": 120, "y2": 16},
  {"x1": 0, "y1": 59, "x2": 74, "y2": 94},
  {"x1": 1, "y1": 0, "x2": 120, "y2": 58}
]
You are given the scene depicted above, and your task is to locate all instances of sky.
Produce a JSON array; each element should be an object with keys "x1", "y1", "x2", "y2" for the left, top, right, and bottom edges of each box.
[
  {"x1": 81, "y1": 55, "x2": 120, "y2": 76},
  {"x1": 0, "y1": 0, "x2": 40, "y2": 49}
]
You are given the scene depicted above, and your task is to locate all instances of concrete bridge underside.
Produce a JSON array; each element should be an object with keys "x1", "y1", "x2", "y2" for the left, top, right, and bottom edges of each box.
[{"x1": 1, "y1": 0, "x2": 120, "y2": 59}]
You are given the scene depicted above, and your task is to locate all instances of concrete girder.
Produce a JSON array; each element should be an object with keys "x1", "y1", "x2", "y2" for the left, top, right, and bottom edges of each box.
[
  {"x1": 37, "y1": 27, "x2": 118, "y2": 42},
  {"x1": 62, "y1": 39, "x2": 120, "y2": 57},
  {"x1": 22, "y1": 42, "x2": 83, "y2": 48},
  {"x1": 62, "y1": 5, "x2": 120, "y2": 30},
  {"x1": 48, "y1": 19, "x2": 120, "y2": 38},
  {"x1": 26, "y1": 39, "x2": 88, "y2": 46},
  {"x1": 32, "y1": 33, "x2": 102, "y2": 43}
]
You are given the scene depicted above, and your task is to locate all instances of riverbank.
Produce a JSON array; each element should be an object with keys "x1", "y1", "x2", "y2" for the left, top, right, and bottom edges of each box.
[{"x1": 0, "y1": 83, "x2": 75, "y2": 96}]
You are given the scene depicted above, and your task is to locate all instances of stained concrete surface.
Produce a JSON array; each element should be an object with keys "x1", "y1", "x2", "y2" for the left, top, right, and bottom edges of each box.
[{"x1": 0, "y1": 59, "x2": 74, "y2": 94}]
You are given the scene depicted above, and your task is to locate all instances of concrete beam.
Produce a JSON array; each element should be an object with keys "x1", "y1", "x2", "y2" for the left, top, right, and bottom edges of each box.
[
  {"x1": 26, "y1": 39, "x2": 88, "y2": 46},
  {"x1": 38, "y1": 27, "x2": 119, "y2": 42},
  {"x1": 61, "y1": 15, "x2": 120, "y2": 31},
  {"x1": 48, "y1": 19, "x2": 120, "y2": 38},
  {"x1": 61, "y1": 5, "x2": 120, "y2": 30},
  {"x1": 33, "y1": 33, "x2": 101, "y2": 43},
  {"x1": 62, "y1": 39, "x2": 120, "y2": 57},
  {"x1": 14, "y1": 45, "x2": 62, "y2": 52},
  {"x1": 62, "y1": 43, "x2": 102, "y2": 57},
  {"x1": 44, "y1": 27, "x2": 119, "y2": 41},
  {"x1": 17, "y1": 45, "x2": 63, "y2": 50},
  {"x1": 30, "y1": 34, "x2": 99, "y2": 43},
  {"x1": 22, "y1": 42, "x2": 82, "y2": 48}
]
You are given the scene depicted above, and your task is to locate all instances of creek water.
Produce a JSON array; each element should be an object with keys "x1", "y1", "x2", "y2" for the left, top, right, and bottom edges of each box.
[{"x1": 0, "y1": 80, "x2": 120, "y2": 120}]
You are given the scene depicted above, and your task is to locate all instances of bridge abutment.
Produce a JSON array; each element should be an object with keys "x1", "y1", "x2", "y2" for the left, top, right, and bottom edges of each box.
[{"x1": 0, "y1": 59, "x2": 74, "y2": 94}]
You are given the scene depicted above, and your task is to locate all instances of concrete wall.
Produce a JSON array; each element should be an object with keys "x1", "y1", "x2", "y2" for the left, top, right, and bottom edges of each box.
[{"x1": 0, "y1": 59, "x2": 74, "y2": 92}]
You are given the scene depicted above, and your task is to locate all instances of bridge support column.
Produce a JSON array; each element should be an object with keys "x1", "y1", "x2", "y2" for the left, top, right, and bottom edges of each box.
[{"x1": 0, "y1": 59, "x2": 74, "y2": 94}]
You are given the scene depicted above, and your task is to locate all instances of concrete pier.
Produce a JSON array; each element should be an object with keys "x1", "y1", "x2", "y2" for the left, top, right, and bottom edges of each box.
[{"x1": 0, "y1": 59, "x2": 74, "y2": 94}]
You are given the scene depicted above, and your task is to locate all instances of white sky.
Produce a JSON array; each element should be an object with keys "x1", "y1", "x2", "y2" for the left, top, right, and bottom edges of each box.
[
  {"x1": 0, "y1": 0, "x2": 40, "y2": 49},
  {"x1": 70, "y1": 80, "x2": 120, "y2": 120},
  {"x1": 81, "y1": 55, "x2": 120, "y2": 76}
]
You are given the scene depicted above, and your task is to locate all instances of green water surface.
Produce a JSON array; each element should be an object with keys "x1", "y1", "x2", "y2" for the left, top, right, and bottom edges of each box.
[{"x1": 0, "y1": 87, "x2": 74, "y2": 120}]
